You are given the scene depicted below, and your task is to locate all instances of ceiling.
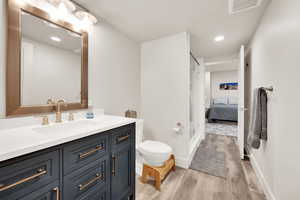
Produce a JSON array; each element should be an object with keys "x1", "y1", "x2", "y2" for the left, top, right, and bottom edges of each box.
[
  {"x1": 22, "y1": 11, "x2": 82, "y2": 52},
  {"x1": 75, "y1": 0, "x2": 269, "y2": 58}
]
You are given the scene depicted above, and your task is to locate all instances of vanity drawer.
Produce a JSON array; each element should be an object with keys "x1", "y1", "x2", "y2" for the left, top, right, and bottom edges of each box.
[
  {"x1": 10, "y1": 180, "x2": 60, "y2": 200},
  {"x1": 0, "y1": 150, "x2": 59, "y2": 199},
  {"x1": 76, "y1": 185, "x2": 109, "y2": 200},
  {"x1": 63, "y1": 155, "x2": 109, "y2": 200},
  {"x1": 112, "y1": 123, "x2": 135, "y2": 150},
  {"x1": 63, "y1": 133, "x2": 108, "y2": 175}
]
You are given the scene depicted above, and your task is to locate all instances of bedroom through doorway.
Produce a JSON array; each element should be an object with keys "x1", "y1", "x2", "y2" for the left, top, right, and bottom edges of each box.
[{"x1": 204, "y1": 61, "x2": 239, "y2": 138}]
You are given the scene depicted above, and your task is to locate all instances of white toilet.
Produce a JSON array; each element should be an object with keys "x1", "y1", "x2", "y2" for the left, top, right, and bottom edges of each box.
[{"x1": 135, "y1": 120, "x2": 172, "y2": 167}]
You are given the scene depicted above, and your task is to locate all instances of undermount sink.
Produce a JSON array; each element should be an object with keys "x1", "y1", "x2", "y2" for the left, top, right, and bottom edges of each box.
[{"x1": 32, "y1": 120, "x2": 100, "y2": 134}]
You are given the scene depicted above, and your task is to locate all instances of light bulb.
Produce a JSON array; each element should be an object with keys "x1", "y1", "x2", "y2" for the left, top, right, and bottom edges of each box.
[
  {"x1": 58, "y1": 2, "x2": 68, "y2": 15},
  {"x1": 15, "y1": 0, "x2": 26, "y2": 6}
]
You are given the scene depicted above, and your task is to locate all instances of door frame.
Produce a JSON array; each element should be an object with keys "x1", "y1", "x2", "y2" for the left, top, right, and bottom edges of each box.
[{"x1": 238, "y1": 45, "x2": 245, "y2": 159}]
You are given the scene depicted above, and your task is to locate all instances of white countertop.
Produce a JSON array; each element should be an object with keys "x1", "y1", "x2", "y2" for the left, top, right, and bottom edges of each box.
[{"x1": 0, "y1": 115, "x2": 136, "y2": 162}]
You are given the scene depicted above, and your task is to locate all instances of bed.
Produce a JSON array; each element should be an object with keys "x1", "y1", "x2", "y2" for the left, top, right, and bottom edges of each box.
[{"x1": 207, "y1": 98, "x2": 238, "y2": 122}]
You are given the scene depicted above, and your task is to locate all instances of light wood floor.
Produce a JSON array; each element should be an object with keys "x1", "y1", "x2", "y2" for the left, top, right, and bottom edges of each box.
[{"x1": 136, "y1": 135, "x2": 266, "y2": 200}]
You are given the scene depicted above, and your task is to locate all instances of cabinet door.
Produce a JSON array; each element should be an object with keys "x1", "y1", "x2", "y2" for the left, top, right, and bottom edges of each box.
[
  {"x1": 17, "y1": 181, "x2": 60, "y2": 200},
  {"x1": 111, "y1": 144, "x2": 134, "y2": 200}
]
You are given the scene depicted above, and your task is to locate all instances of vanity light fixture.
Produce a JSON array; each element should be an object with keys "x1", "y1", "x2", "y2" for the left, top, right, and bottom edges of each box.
[
  {"x1": 75, "y1": 11, "x2": 98, "y2": 26},
  {"x1": 50, "y1": 36, "x2": 62, "y2": 42},
  {"x1": 46, "y1": 0, "x2": 76, "y2": 20},
  {"x1": 58, "y1": 0, "x2": 76, "y2": 14},
  {"x1": 24, "y1": 0, "x2": 49, "y2": 8},
  {"x1": 48, "y1": 0, "x2": 98, "y2": 30},
  {"x1": 15, "y1": 0, "x2": 26, "y2": 6},
  {"x1": 46, "y1": 0, "x2": 60, "y2": 5},
  {"x1": 19, "y1": 0, "x2": 98, "y2": 31},
  {"x1": 214, "y1": 35, "x2": 225, "y2": 42},
  {"x1": 47, "y1": 0, "x2": 75, "y2": 11},
  {"x1": 15, "y1": 0, "x2": 34, "y2": 6}
]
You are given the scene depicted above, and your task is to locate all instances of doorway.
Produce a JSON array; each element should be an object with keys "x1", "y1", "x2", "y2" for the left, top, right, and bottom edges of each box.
[{"x1": 204, "y1": 68, "x2": 239, "y2": 138}]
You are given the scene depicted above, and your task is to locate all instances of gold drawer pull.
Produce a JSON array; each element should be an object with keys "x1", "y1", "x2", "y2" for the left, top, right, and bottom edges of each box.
[
  {"x1": 79, "y1": 145, "x2": 103, "y2": 159},
  {"x1": 117, "y1": 135, "x2": 130, "y2": 143},
  {"x1": 0, "y1": 168, "x2": 47, "y2": 192},
  {"x1": 53, "y1": 187, "x2": 60, "y2": 200},
  {"x1": 78, "y1": 173, "x2": 103, "y2": 191}
]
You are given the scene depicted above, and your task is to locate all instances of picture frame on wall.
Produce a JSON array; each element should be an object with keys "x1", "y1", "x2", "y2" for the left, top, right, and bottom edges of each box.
[{"x1": 220, "y1": 82, "x2": 238, "y2": 90}]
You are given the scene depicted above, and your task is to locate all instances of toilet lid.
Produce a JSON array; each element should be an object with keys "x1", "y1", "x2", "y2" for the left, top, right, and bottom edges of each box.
[{"x1": 139, "y1": 140, "x2": 172, "y2": 155}]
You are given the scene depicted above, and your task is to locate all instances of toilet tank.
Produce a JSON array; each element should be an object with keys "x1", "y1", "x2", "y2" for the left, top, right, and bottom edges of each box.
[{"x1": 135, "y1": 119, "x2": 144, "y2": 147}]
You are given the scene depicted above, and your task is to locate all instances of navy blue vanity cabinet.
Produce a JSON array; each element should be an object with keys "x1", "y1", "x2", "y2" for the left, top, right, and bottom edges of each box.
[
  {"x1": 0, "y1": 123, "x2": 136, "y2": 200},
  {"x1": 63, "y1": 155, "x2": 110, "y2": 200},
  {"x1": 16, "y1": 180, "x2": 60, "y2": 200},
  {"x1": 111, "y1": 124, "x2": 136, "y2": 200},
  {"x1": 76, "y1": 185, "x2": 109, "y2": 200},
  {"x1": 0, "y1": 150, "x2": 60, "y2": 200},
  {"x1": 63, "y1": 133, "x2": 109, "y2": 176}
]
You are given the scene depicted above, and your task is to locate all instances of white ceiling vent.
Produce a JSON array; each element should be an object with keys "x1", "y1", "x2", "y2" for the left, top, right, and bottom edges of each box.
[{"x1": 229, "y1": 0, "x2": 263, "y2": 14}]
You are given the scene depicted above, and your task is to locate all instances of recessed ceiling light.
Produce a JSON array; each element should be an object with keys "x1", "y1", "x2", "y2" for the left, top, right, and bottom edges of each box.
[
  {"x1": 50, "y1": 36, "x2": 61, "y2": 42},
  {"x1": 214, "y1": 35, "x2": 225, "y2": 42}
]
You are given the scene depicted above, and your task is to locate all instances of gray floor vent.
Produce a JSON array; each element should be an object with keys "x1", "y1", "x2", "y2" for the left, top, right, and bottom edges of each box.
[{"x1": 229, "y1": 0, "x2": 263, "y2": 14}]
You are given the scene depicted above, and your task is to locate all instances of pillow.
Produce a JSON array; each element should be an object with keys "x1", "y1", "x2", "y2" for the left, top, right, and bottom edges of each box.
[
  {"x1": 214, "y1": 98, "x2": 227, "y2": 105},
  {"x1": 228, "y1": 97, "x2": 238, "y2": 105}
]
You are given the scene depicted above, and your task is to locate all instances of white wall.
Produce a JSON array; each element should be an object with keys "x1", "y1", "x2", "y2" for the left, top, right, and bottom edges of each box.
[
  {"x1": 0, "y1": 1, "x2": 140, "y2": 117},
  {"x1": 21, "y1": 38, "x2": 81, "y2": 105},
  {"x1": 141, "y1": 32, "x2": 191, "y2": 167},
  {"x1": 0, "y1": 0, "x2": 6, "y2": 118},
  {"x1": 248, "y1": 1, "x2": 300, "y2": 200},
  {"x1": 210, "y1": 70, "x2": 238, "y2": 102},
  {"x1": 205, "y1": 72, "x2": 211, "y2": 108},
  {"x1": 90, "y1": 23, "x2": 140, "y2": 116}
]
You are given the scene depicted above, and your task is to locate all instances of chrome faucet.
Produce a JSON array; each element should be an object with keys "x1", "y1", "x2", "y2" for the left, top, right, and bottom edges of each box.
[{"x1": 47, "y1": 99, "x2": 67, "y2": 123}]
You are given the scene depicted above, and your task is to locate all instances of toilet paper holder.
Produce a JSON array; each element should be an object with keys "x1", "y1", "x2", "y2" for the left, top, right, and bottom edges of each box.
[{"x1": 173, "y1": 122, "x2": 183, "y2": 134}]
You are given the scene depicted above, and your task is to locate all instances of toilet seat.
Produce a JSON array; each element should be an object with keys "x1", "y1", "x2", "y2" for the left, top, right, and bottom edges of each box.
[{"x1": 138, "y1": 140, "x2": 172, "y2": 167}]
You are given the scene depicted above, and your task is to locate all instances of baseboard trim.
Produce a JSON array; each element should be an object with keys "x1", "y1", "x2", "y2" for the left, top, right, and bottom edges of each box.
[
  {"x1": 187, "y1": 134, "x2": 203, "y2": 167},
  {"x1": 249, "y1": 153, "x2": 276, "y2": 200},
  {"x1": 174, "y1": 156, "x2": 189, "y2": 168},
  {"x1": 176, "y1": 134, "x2": 203, "y2": 169}
]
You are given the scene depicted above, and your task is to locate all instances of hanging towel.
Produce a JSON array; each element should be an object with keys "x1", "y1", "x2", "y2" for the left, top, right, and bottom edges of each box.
[{"x1": 248, "y1": 87, "x2": 268, "y2": 149}]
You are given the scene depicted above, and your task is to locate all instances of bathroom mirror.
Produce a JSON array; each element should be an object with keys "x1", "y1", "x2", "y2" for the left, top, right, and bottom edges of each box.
[
  {"x1": 6, "y1": 0, "x2": 88, "y2": 116},
  {"x1": 21, "y1": 11, "x2": 82, "y2": 106}
]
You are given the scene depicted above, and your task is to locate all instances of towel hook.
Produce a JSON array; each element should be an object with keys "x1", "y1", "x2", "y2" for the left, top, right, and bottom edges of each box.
[{"x1": 262, "y1": 86, "x2": 274, "y2": 92}]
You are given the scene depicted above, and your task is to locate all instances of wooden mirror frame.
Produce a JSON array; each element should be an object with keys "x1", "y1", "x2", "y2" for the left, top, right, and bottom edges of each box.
[{"x1": 6, "y1": 0, "x2": 88, "y2": 116}]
